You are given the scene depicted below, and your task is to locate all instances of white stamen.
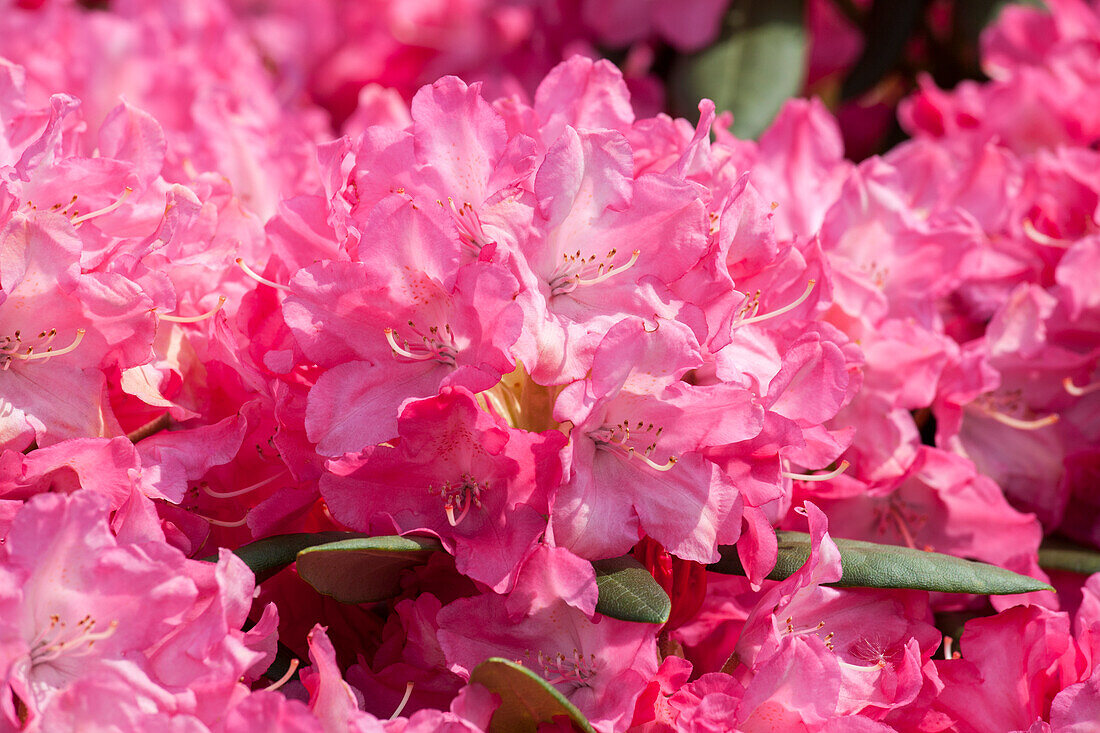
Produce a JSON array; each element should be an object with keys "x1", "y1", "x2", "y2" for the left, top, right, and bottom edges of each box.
[
  {"x1": 628, "y1": 448, "x2": 677, "y2": 472},
  {"x1": 984, "y1": 410, "x2": 1059, "y2": 430},
  {"x1": 263, "y1": 659, "x2": 300, "y2": 692},
  {"x1": 390, "y1": 682, "x2": 415, "y2": 720},
  {"x1": 194, "y1": 512, "x2": 250, "y2": 528},
  {"x1": 1022, "y1": 220, "x2": 1071, "y2": 248},
  {"x1": 158, "y1": 296, "x2": 227, "y2": 323},
  {"x1": 385, "y1": 328, "x2": 436, "y2": 361},
  {"x1": 736, "y1": 280, "x2": 816, "y2": 327},
  {"x1": 782, "y1": 460, "x2": 850, "y2": 482},
  {"x1": 236, "y1": 258, "x2": 291, "y2": 291},
  {"x1": 1064, "y1": 376, "x2": 1100, "y2": 397},
  {"x1": 577, "y1": 250, "x2": 640, "y2": 286},
  {"x1": 202, "y1": 470, "x2": 288, "y2": 499},
  {"x1": 9, "y1": 329, "x2": 85, "y2": 362},
  {"x1": 71, "y1": 187, "x2": 132, "y2": 226}
]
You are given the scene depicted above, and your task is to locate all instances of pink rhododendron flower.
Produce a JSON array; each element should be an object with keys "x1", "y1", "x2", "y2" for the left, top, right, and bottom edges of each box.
[
  {"x1": 436, "y1": 548, "x2": 657, "y2": 733},
  {"x1": 322, "y1": 385, "x2": 565, "y2": 591},
  {"x1": 0, "y1": 491, "x2": 266, "y2": 728}
]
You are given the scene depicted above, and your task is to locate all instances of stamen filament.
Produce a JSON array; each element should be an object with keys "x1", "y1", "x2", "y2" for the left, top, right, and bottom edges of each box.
[
  {"x1": 236, "y1": 258, "x2": 291, "y2": 292},
  {"x1": 390, "y1": 682, "x2": 415, "y2": 719},
  {"x1": 1022, "y1": 220, "x2": 1070, "y2": 248},
  {"x1": 737, "y1": 280, "x2": 816, "y2": 327},
  {"x1": 158, "y1": 296, "x2": 227, "y2": 323},
  {"x1": 71, "y1": 187, "x2": 132, "y2": 225},
  {"x1": 1064, "y1": 376, "x2": 1100, "y2": 397},
  {"x1": 10, "y1": 329, "x2": 85, "y2": 361},
  {"x1": 202, "y1": 470, "x2": 288, "y2": 499},
  {"x1": 889, "y1": 505, "x2": 918, "y2": 549},
  {"x1": 782, "y1": 460, "x2": 850, "y2": 482},
  {"x1": 984, "y1": 410, "x2": 1059, "y2": 430},
  {"x1": 263, "y1": 659, "x2": 300, "y2": 692},
  {"x1": 577, "y1": 250, "x2": 640, "y2": 286},
  {"x1": 193, "y1": 512, "x2": 250, "y2": 528},
  {"x1": 444, "y1": 493, "x2": 472, "y2": 527},
  {"x1": 385, "y1": 328, "x2": 436, "y2": 361},
  {"x1": 628, "y1": 448, "x2": 677, "y2": 472}
]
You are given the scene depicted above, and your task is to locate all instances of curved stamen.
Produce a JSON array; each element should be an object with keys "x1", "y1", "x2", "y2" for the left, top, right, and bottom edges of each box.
[
  {"x1": 627, "y1": 448, "x2": 677, "y2": 472},
  {"x1": 889, "y1": 505, "x2": 918, "y2": 549},
  {"x1": 31, "y1": 617, "x2": 119, "y2": 664},
  {"x1": 1022, "y1": 220, "x2": 1071, "y2": 248},
  {"x1": 9, "y1": 329, "x2": 85, "y2": 362},
  {"x1": 390, "y1": 682, "x2": 415, "y2": 720},
  {"x1": 444, "y1": 492, "x2": 472, "y2": 527},
  {"x1": 1064, "y1": 376, "x2": 1100, "y2": 397},
  {"x1": 737, "y1": 280, "x2": 816, "y2": 327},
  {"x1": 782, "y1": 460, "x2": 850, "y2": 482},
  {"x1": 577, "y1": 250, "x2": 640, "y2": 286},
  {"x1": 236, "y1": 258, "x2": 291, "y2": 292},
  {"x1": 71, "y1": 187, "x2": 132, "y2": 226},
  {"x1": 158, "y1": 296, "x2": 227, "y2": 323},
  {"x1": 193, "y1": 511, "x2": 249, "y2": 528},
  {"x1": 385, "y1": 328, "x2": 437, "y2": 361},
  {"x1": 202, "y1": 470, "x2": 288, "y2": 499},
  {"x1": 263, "y1": 659, "x2": 300, "y2": 692},
  {"x1": 984, "y1": 410, "x2": 1059, "y2": 430}
]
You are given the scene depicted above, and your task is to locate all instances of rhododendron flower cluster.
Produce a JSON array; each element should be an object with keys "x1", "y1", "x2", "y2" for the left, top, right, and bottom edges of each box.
[{"x1": 2, "y1": 0, "x2": 1100, "y2": 731}]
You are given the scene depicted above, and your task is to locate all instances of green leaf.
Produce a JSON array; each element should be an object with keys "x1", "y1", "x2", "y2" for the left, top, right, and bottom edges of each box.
[
  {"x1": 200, "y1": 531, "x2": 366, "y2": 583},
  {"x1": 592, "y1": 555, "x2": 670, "y2": 624},
  {"x1": 840, "y1": 0, "x2": 929, "y2": 100},
  {"x1": 670, "y1": 0, "x2": 807, "y2": 139},
  {"x1": 711, "y1": 531, "x2": 1054, "y2": 594},
  {"x1": 295, "y1": 535, "x2": 443, "y2": 604},
  {"x1": 1038, "y1": 536, "x2": 1100, "y2": 576},
  {"x1": 470, "y1": 658, "x2": 595, "y2": 733}
]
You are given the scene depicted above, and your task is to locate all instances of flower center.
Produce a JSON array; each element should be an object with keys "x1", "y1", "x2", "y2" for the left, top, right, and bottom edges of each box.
[
  {"x1": 589, "y1": 419, "x2": 677, "y2": 471},
  {"x1": 440, "y1": 198, "x2": 495, "y2": 254},
  {"x1": 529, "y1": 648, "x2": 598, "y2": 688},
  {"x1": 429, "y1": 473, "x2": 486, "y2": 526},
  {"x1": 28, "y1": 613, "x2": 119, "y2": 667},
  {"x1": 547, "y1": 248, "x2": 640, "y2": 296},
  {"x1": 872, "y1": 498, "x2": 931, "y2": 551},
  {"x1": 384, "y1": 320, "x2": 457, "y2": 366},
  {"x1": 477, "y1": 361, "x2": 562, "y2": 432}
]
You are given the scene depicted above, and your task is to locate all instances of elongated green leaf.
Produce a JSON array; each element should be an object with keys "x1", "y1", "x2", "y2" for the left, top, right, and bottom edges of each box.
[
  {"x1": 711, "y1": 531, "x2": 1053, "y2": 594},
  {"x1": 592, "y1": 556, "x2": 670, "y2": 624},
  {"x1": 1038, "y1": 537, "x2": 1100, "y2": 576},
  {"x1": 670, "y1": 0, "x2": 807, "y2": 139},
  {"x1": 295, "y1": 535, "x2": 443, "y2": 603},
  {"x1": 201, "y1": 531, "x2": 365, "y2": 583},
  {"x1": 470, "y1": 658, "x2": 595, "y2": 733}
]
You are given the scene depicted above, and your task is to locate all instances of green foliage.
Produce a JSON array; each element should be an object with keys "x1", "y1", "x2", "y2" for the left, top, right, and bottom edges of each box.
[
  {"x1": 711, "y1": 530, "x2": 1054, "y2": 594},
  {"x1": 592, "y1": 555, "x2": 671, "y2": 624},
  {"x1": 671, "y1": 0, "x2": 807, "y2": 138},
  {"x1": 470, "y1": 658, "x2": 595, "y2": 733},
  {"x1": 295, "y1": 535, "x2": 443, "y2": 603},
  {"x1": 202, "y1": 531, "x2": 366, "y2": 582},
  {"x1": 1038, "y1": 536, "x2": 1100, "y2": 576}
]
